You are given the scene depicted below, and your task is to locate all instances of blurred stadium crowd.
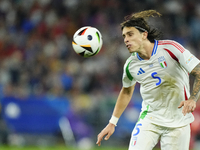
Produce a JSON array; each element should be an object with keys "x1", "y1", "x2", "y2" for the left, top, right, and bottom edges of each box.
[{"x1": 0, "y1": 0, "x2": 200, "y2": 149}]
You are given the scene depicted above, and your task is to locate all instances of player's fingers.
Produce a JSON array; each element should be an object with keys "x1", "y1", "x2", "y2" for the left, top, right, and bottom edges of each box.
[
  {"x1": 182, "y1": 103, "x2": 189, "y2": 116},
  {"x1": 188, "y1": 105, "x2": 195, "y2": 113},
  {"x1": 96, "y1": 133, "x2": 104, "y2": 146},
  {"x1": 97, "y1": 130, "x2": 109, "y2": 146},
  {"x1": 104, "y1": 132, "x2": 111, "y2": 140},
  {"x1": 96, "y1": 137, "x2": 102, "y2": 146},
  {"x1": 178, "y1": 101, "x2": 184, "y2": 108},
  {"x1": 191, "y1": 106, "x2": 195, "y2": 112},
  {"x1": 97, "y1": 141, "x2": 101, "y2": 146},
  {"x1": 96, "y1": 140, "x2": 101, "y2": 146},
  {"x1": 182, "y1": 104, "x2": 190, "y2": 116},
  {"x1": 185, "y1": 106, "x2": 190, "y2": 114},
  {"x1": 191, "y1": 102, "x2": 196, "y2": 112},
  {"x1": 183, "y1": 105, "x2": 195, "y2": 115}
]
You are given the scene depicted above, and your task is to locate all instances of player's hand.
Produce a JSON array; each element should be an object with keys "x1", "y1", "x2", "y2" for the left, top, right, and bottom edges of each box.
[
  {"x1": 96, "y1": 123, "x2": 115, "y2": 146},
  {"x1": 178, "y1": 99, "x2": 196, "y2": 116}
]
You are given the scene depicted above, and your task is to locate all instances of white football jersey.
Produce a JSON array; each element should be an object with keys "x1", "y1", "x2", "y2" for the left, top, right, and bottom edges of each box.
[{"x1": 123, "y1": 40, "x2": 200, "y2": 127}]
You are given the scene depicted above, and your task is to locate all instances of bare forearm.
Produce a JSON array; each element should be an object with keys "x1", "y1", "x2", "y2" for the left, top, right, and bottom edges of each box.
[
  {"x1": 190, "y1": 64, "x2": 200, "y2": 102},
  {"x1": 112, "y1": 85, "x2": 135, "y2": 118}
]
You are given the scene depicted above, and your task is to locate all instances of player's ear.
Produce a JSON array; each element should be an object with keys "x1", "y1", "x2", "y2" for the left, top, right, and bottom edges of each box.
[{"x1": 142, "y1": 31, "x2": 148, "y2": 40}]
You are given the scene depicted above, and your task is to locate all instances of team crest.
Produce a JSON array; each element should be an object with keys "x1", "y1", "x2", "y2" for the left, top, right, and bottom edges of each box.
[{"x1": 158, "y1": 56, "x2": 167, "y2": 69}]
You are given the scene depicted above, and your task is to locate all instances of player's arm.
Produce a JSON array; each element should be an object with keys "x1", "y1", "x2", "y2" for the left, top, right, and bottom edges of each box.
[
  {"x1": 178, "y1": 63, "x2": 200, "y2": 115},
  {"x1": 96, "y1": 83, "x2": 135, "y2": 146},
  {"x1": 112, "y1": 84, "x2": 136, "y2": 118}
]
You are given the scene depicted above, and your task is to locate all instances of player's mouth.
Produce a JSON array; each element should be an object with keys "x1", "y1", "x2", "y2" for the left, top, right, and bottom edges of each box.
[{"x1": 126, "y1": 44, "x2": 131, "y2": 49}]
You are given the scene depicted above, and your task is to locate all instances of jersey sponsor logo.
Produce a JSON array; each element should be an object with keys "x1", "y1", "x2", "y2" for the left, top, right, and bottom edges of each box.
[
  {"x1": 137, "y1": 68, "x2": 145, "y2": 75},
  {"x1": 158, "y1": 56, "x2": 167, "y2": 68}
]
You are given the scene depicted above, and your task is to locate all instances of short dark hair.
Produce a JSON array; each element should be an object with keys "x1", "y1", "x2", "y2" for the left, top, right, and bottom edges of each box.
[{"x1": 121, "y1": 10, "x2": 162, "y2": 43}]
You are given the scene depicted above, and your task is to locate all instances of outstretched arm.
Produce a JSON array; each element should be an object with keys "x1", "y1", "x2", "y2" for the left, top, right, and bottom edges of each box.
[
  {"x1": 96, "y1": 84, "x2": 135, "y2": 146},
  {"x1": 178, "y1": 63, "x2": 200, "y2": 115}
]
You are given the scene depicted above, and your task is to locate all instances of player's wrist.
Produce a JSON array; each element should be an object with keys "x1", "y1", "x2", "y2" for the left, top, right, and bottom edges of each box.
[
  {"x1": 189, "y1": 96, "x2": 198, "y2": 102},
  {"x1": 109, "y1": 115, "x2": 119, "y2": 126}
]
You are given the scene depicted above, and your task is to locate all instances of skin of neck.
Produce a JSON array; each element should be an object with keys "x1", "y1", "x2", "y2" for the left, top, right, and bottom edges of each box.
[{"x1": 137, "y1": 39, "x2": 155, "y2": 60}]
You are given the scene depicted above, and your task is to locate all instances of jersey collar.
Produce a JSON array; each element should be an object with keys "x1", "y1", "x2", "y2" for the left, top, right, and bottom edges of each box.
[{"x1": 137, "y1": 40, "x2": 158, "y2": 61}]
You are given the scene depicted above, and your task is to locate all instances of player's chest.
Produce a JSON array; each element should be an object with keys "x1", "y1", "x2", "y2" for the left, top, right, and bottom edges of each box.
[{"x1": 130, "y1": 53, "x2": 176, "y2": 83}]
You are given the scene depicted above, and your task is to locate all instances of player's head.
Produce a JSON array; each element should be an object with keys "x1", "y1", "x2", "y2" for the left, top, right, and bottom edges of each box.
[{"x1": 121, "y1": 10, "x2": 162, "y2": 43}]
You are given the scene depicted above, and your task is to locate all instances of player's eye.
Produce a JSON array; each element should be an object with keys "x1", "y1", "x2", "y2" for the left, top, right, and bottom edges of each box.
[{"x1": 128, "y1": 33, "x2": 133, "y2": 37}]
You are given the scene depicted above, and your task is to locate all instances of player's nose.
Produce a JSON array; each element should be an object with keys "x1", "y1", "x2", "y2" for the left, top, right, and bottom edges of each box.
[{"x1": 124, "y1": 37, "x2": 129, "y2": 44}]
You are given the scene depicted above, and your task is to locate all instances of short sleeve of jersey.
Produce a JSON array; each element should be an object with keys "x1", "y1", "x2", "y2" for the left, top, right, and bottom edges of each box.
[
  {"x1": 122, "y1": 59, "x2": 136, "y2": 88},
  {"x1": 180, "y1": 49, "x2": 200, "y2": 73},
  {"x1": 163, "y1": 40, "x2": 200, "y2": 73}
]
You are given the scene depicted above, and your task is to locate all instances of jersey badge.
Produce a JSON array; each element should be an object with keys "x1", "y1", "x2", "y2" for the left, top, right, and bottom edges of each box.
[
  {"x1": 186, "y1": 55, "x2": 194, "y2": 65},
  {"x1": 131, "y1": 137, "x2": 137, "y2": 146},
  {"x1": 158, "y1": 56, "x2": 167, "y2": 69}
]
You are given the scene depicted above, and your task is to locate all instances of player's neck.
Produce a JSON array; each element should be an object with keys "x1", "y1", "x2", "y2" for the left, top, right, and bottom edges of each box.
[{"x1": 137, "y1": 41, "x2": 154, "y2": 60}]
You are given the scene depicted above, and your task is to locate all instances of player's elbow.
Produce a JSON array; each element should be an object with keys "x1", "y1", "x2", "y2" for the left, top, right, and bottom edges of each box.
[{"x1": 121, "y1": 85, "x2": 135, "y2": 96}]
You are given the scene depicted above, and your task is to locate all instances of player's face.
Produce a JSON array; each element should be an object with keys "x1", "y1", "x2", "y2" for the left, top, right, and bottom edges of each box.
[{"x1": 122, "y1": 27, "x2": 145, "y2": 53}]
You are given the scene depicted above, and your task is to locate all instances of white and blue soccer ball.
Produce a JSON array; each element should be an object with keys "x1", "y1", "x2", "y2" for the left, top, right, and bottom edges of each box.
[{"x1": 72, "y1": 26, "x2": 103, "y2": 57}]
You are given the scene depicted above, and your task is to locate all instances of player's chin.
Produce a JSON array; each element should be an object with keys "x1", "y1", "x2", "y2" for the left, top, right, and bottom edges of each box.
[
  {"x1": 127, "y1": 48, "x2": 131, "y2": 52},
  {"x1": 128, "y1": 48, "x2": 135, "y2": 53}
]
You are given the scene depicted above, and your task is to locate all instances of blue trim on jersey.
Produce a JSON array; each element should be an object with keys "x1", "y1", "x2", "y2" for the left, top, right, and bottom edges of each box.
[
  {"x1": 152, "y1": 40, "x2": 158, "y2": 55},
  {"x1": 137, "y1": 53, "x2": 143, "y2": 61},
  {"x1": 136, "y1": 40, "x2": 158, "y2": 61}
]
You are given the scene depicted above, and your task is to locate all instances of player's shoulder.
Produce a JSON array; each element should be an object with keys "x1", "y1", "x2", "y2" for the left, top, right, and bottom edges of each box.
[
  {"x1": 125, "y1": 52, "x2": 137, "y2": 63},
  {"x1": 123, "y1": 52, "x2": 137, "y2": 68},
  {"x1": 157, "y1": 39, "x2": 185, "y2": 53},
  {"x1": 158, "y1": 39, "x2": 182, "y2": 46}
]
